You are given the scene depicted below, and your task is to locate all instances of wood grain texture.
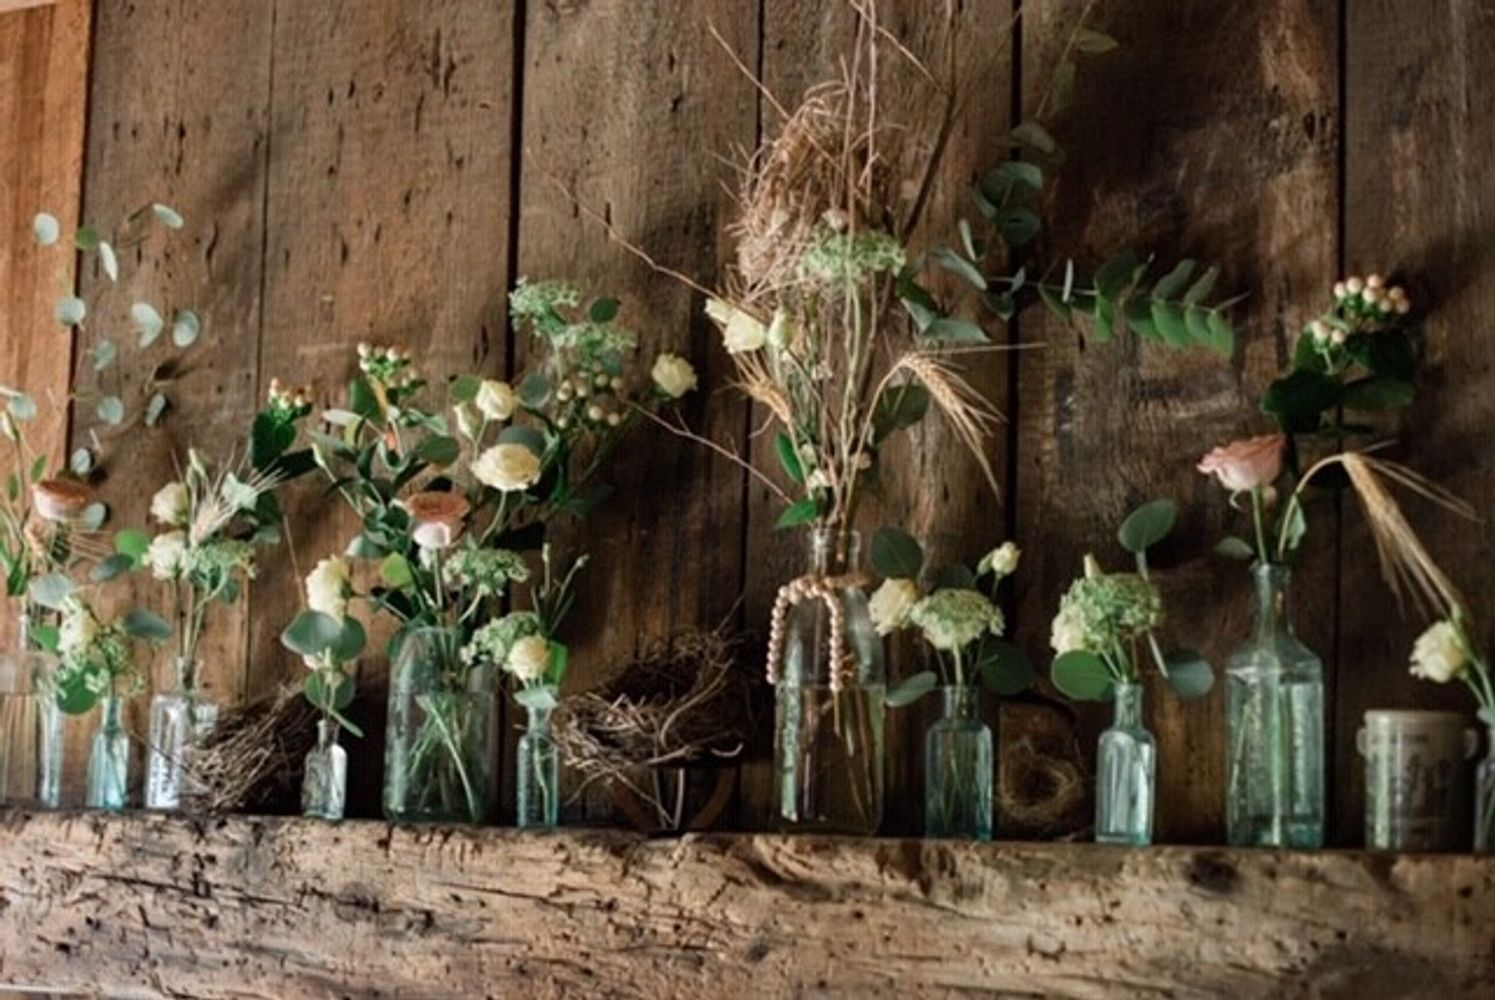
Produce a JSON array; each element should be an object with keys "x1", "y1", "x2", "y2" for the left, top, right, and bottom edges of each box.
[
  {"x1": 1013, "y1": 0, "x2": 1340, "y2": 842},
  {"x1": 0, "y1": 809, "x2": 1492, "y2": 998},
  {"x1": 1338, "y1": 0, "x2": 1495, "y2": 845}
]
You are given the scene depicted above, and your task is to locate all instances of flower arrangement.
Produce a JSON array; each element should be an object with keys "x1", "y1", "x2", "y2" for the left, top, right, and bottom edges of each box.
[
  {"x1": 279, "y1": 555, "x2": 366, "y2": 738},
  {"x1": 50, "y1": 595, "x2": 166, "y2": 715}
]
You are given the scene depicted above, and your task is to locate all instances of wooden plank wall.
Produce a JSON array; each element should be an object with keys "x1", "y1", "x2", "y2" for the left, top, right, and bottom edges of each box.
[{"x1": 4, "y1": 0, "x2": 1492, "y2": 843}]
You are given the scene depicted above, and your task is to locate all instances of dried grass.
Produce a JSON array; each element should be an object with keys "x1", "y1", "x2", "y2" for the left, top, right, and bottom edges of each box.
[{"x1": 189, "y1": 685, "x2": 318, "y2": 813}]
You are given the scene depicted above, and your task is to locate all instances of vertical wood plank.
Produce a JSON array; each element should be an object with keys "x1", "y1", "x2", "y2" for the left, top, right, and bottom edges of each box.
[
  {"x1": 513, "y1": 0, "x2": 757, "y2": 823},
  {"x1": 72, "y1": 0, "x2": 273, "y2": 800},
  {"x1": 1014, "y1": 0, "x2": 1340, "y2": 842},
  {"x1": 1339, "y1": 0, "x2": 1495, "y2": 845},
  {"x1": 256, "y1": 0, "x2": 514, "y2": 814}
]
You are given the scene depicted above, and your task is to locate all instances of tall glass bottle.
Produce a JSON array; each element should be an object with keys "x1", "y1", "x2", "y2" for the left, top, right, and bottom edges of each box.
[
  {"x1": 774, "y1": 528, "x2": 886, "y2": 835},
  {"x1": 924, "y1": 685, "x2": 992, "y2": 840},
  {"x1": 86, "y1": 694, "x2": 130, "y2": 812},
  {"x1": 1225, "y1": 564, "x2": 1325, "y2": 848},
  {"x1": 0, "y1": 608, "x2": 63, "y2": 808},
  {"x1": 302, "y1": 719, "x2": 347, "y2": 821},
  {"x1": 1095, "y1": 682, "x2": 1156, "y2": 845},
  {"x1": 1476, "y1": 727, "x2": 1495, "y2": 853},
  {"x1": 516, "y1": 701, "x2": 559, "y2": 828},
  {"x1": 145, "y1": 657, "x2": 219, "y2": 811}
]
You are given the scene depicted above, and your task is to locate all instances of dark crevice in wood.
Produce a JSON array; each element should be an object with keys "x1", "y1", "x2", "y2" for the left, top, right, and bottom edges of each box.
[{"x1": 1327, "y1": 0, "x2": 1348, "y2": 845}]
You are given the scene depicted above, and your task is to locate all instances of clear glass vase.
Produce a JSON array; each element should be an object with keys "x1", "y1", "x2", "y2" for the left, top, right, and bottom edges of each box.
[
  {"x1": 0, "y1": 610, "x2": 63, "y2": 808},
  {"x1": 1096, "y1": 682, "x2": 1156, "y2": 845},
  {"x1": 1225, "y1": 564, "x2": 1325, "y2": 848},
  {"x1": 516, "y1": 701, "x2": 559, "y2": 828},
  {"x1": 86, "y1": 695, "x2": 130, "y2": 812},
  {"x1": 384, "y1": 626, "x2": 496, "y2": 824},
  {"x1": 145, "y1": 658, "x2": 218, "y2": 812},
  {"x1": 1476, "y1": 727, "x2": 1495, "y2": 853},
  {"x1": 302, "y1": 719, "x2": 347, "y2": 821},
  {"x1": 773, "y1": 527, "x2": 886, "y2": 835},
  {"x1": 924, "y1": 685, "x2": 992, "y2": 840}
]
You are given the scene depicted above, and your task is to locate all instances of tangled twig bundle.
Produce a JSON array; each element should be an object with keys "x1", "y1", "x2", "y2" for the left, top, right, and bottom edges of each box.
[
  {"x1": 190, "y1": 686, "x2": 319, "y2": 813},
  {"x1": 555, "y1": 629, "x2": 748, "y2": 830}
]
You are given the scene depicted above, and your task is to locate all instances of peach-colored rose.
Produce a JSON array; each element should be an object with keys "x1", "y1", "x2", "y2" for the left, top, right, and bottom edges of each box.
[
  {"x1": 31, "y1": 479, "x2": 92, "y2": 524},
  {"x1": 405, "y1": 491, "x2": 471, "y2": 550},
  {"x1": 1196, "y1": 434, "x2": 1286, "y2": 492}
]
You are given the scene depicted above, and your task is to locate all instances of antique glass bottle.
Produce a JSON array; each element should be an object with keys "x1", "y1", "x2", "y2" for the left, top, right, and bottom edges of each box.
[
  {"x1": 924, "y1": 685, "x2": 993, "y2": 840},
  {"x1": 516, "y1": 701, "x2": 559, "y2": 828},
  {"x1": 1095, "y1": 682, "x2": 1156, "y2": 845},
  {"x1": 0, "y1": 609, "x2": 63, "y2": 808},
  {"x1": 1225, "y1": 564, "x2": 1325, "y2": 848},
  {"x1": 774, "y1": 528, "x2": 886, "y2": 835},
  {"x1": 302, "y1": 719, "x2": 347, "y2": 821},
  {"x1": 145, "y1": 658, "x2": 218, "y2": 811},
  {"x1": 1476, "y1": 727, "x2": 1495, "y2": 853},
  {"x1": 85, "y1": 695, "x2": 130, "y2": 812},
  {"x1": 384, "y1": 626, "x2": 496, "y2": 823}
]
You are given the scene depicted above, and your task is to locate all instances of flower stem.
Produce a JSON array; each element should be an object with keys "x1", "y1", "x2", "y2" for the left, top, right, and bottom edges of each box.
[{"x1": 1250, "y1": 487, "x2": 1270, "y2": 566}]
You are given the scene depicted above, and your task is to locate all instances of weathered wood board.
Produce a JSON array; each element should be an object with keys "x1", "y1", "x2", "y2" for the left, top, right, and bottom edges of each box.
[{"x1": 0, "y1": 809, "x2": 1491, "y2": 998}]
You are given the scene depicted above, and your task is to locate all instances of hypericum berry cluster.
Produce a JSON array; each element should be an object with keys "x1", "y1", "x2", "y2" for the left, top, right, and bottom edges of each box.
[
  {"x1": 356, "y1": 342, "x2": 419, "y2": 389},
  {"x1": 1333, "y1": 273, "x2": 1411, "y2": 318},
  {"x1": 266, "y1": 377, "x2": 312, "y2": 419},
  {"x1": 552, "y1": 367, "x2": 626, "y2": 430}
]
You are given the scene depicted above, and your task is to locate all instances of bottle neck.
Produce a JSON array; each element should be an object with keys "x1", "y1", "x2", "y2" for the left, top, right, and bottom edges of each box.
[
  {"x1": 941, "y1": 684, "x2": 979, "y2": 721},
  {"x1": 100, "y1": 694, "x2": 125, "y2": 729},
  {"x1": 316, "y1": 718, "x2": 340, "y2": 749},
  {"x1": 526, "y1": 704, "x2": 553, "y2": 733},
  {"x1": 808, "y1": 527, "x2": 860, "y2": 577},
  {"x1": 1112, "y1": 682, "x2": 1144, "y2": 728},
  {"x1": 1252, "y1": 563, "x2": 1295, "y2": 638},
  {"x1": 175, "y1": 656, "x2": 200, "y2": 693}
]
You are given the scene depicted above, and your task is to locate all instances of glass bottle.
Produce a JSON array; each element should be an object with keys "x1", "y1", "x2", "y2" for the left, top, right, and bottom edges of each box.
[
  {"x1": 1225, "y1": 564, "x2": 1325, "y2": 848},
  {"x1": 1095, "y1": 681, "x2": 1156, "y2": 845},
  {"x1": 145, "y1": 657, "x2": 219, "y2": 811},
  {"x1": 85, "y1": 694, "x2": 130, "y2": 812},
  {"x1": 301, "y1": 718, "x2": 347, "y2": 821},
  {"x1": 773, "y1": 527, "x2": 886, "y2": 835},
  {"x1": 0, "y1": 608, "x2": 63, "y2": 808},
  {"x1": 516, "y1": 701, "x2": 559, "y2": 828},
  {"x1": 924, "y1": 684, "x2": 993, "y2": 840},
  {"x1": 384, "y1": 626, "x2": 497, "y2": 823},
  {"x1": 1476, "y1": 727, "x2": 1495, "y2": 853}
]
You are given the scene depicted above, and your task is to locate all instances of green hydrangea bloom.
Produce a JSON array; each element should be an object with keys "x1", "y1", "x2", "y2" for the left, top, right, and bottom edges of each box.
[
  {"x1": 908, "y1": 588, "x2": 1004, "y2": 652},
  {"x1": 462, "y1": 611, "x2": 541, "y2": 667},
  {"x1": 799, "y1": 226, "x2": 907, "y2": 286},
  {"x1": 452, "y1": 547, "x2": 530, "y2": 597},
  {"x1": 1052, "y1": 571, "x2": 1161, "y2": 652},
  {"x1": 509, "y1": 278, "x2": 582, "y2": 328}
]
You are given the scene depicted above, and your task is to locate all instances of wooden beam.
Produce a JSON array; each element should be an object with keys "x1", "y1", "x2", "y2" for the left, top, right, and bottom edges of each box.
[{"x1": 0, "y1": 810, "x2": 1490, "y2": 996}]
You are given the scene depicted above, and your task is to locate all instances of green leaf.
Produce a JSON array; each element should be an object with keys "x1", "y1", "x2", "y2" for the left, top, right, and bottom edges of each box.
[
  {"x1": 515, "y1": 685, "x2": 559, "y2": 712},
  {"x1": 1261, "y1": 369, "x2": 1342, "y2": 434},
  {"x1": 1038, "y1": 284, "x2": 1071, "y2": 321},
  {"x1": 90, "y1": 553, "x2": 136, "y2": 583},
  {"x1": 1118, "y1": 498, "x2": 1177, "y2": 554},
  {"x1": 958, "y1": 218, "x2": 980, "y2": 260},
  {"x1": 775, "y1": 498, "x2": 820, "y2": 530},
  {"x1": 415, "y1": 435, "x2": 460, "y2": 466},
  {"x1": 996, "y1": 206, "x2": 1041, "y2": 248},
  {"x1": 305, "y1": 669, "x2": 355, "y2": 713},
  {"x1": 152, "y1": 202, "x2": 185, "y2": 228},
  {"x1": 1162, "y1": 648, "x2": 1214, "y2": 699},
  {"x1": 380, "y1": 553, "x2": 414, "y2": 589},
  {"x1": 1124, "y1": 296, "x2": 1159, "y2": 340},
  {"x1": 976, "y1": 638, "x2": 1036, "y2": 695},
  {"x1": 1343, "y1": 377, "x2": 1415, "y2": 411},
  {"x1": 980, "y1": 161, "x2": 1043, "y2": 203},
  {"x1": 132, "y1": 302, "x2": 164, "y2": 345},
  {"x1": 80, "y1": 502, "x2": 107, "y2": 532},
  {"x1": 496, "y1": 425, "x2": 545, "y2": 459},
  {"x1": 281, "y1": 610, "x2": 345, "y2": 658},
  {"x1": 923, "y1": 317, "x2": 989, "y2": 344},
  {"x1": 1072, "y1": 27, "x2": 1119, "y2": 53},
  {"x1": 122, "y1": 608, "x2": 173, "y2": 641},
  {"x1": 1051, "y1": 650, "x2": 1114, "y2": 701},
  {"x1": 588, "y1": 296, "x2": 619, "y2": 323},
  {"x1": 171, "y1": 309, "x2": 202, "y2": 348},
  {"x1": 29, "y1": 572, "x2": 76, "y2": 611},
  {"x1": 69, "y1": 447, "x2": 93, "y2": 476},
  {"x1": 932, "y1": 247, "x2": 988, "y2": 290},
  {"x1": 1090, "y1": 294, "x2": 1115, "y2": 343},
  {"x1": 92, "y1": 339, "x2": 117, "y2": 372},
  {"x1": 1214, "y1": 536, "x2": 1256, "y2": 561},
  {"x1": 870, "y1": 526, "x2": 924, "y2": 579},
  {"x1": 1277, "y1": 501, "x2": 1307, "y2": 556},
  {"x1": 872, "y1": 383, "x2": 930, "y2": 441},
  {"x1": 115, "y1": 528, "x2": 151, "y2": 561},
  {"x1": 450, "y1": 374, "x2": 482, "y2": 403},
  {"x1": 546, "y1": 641, "x2": 570, "y2": 687},
  {"x1": 96, "y1": 396, "x2": 125, "y2": 426},
  {"x1": 775, "y1": 433, "x2": 805, "y2": 485},
  {"x1": 898, "y1": 276, "x2": 941, "y2": 331},
  {"x1": 930, "y1": 563, "x2": 976, "y2": 590},
  {"x1": 7, "y1": 394, "x2": 37, "y2": 421},
  {"x1": 519, "y1": 372, "x2": 551, "y2": 408},
  {"x1": 56, "y1": 296, "x2": 87, "y2": 327},
  {"x1": 28, "y1": 454, "x2": 45, "y2": 483},
  {"x1": 54, "y1": 672, "x2": 99, "y2": 716},
  {"x1": 1203, "y1": 310, "x2": 1235, "y2": 358},
  {"x1": 330, "y1": 616, "x2": 367, "y2": 662},
  {"x1": 73, "y1": 225, "x2": 100, "y2": 250},
  {"x1": 144, "y1": 392, "x2": 169, "y2": 428},
  {"x1": 31, "y1": 625, "x2": 59, "y2": 654},
  {"x1": 1151, "y1": 259, "x2": 1196, "y2": 301},
  {"x1": 1183, "y1": 265, "x2": 1220, "y2": 306},
  {"x1": 98, "y1": 241, "x2": 119, "y2": 282},
  {"x1": 1094, "y1": 250, "x2": 1140, "y2": 297},
  {"x1": 884, "y1": 670, "x2": 937, "y2": 709},
  {"x1": 1150, "y1": 301, "x2": 1190, "y2": 348},
  {"x1": 32, "y1": 213, "x2": 59, "y2": 246},
  {"x1": 1010, "y1": 120, "x2": 1056, "y2": 154},
  {"x1": 1351, "y1": 330, "x2": 1417, "y2": 382}
]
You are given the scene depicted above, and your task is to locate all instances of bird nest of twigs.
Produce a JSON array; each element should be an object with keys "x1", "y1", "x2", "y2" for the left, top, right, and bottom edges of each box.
[
  {"x1": 554, "y1": 628, "x2": 749, "y2": 831},
  {"x1": 189, "y1": 685, "x2": 319, "y2": 814}
]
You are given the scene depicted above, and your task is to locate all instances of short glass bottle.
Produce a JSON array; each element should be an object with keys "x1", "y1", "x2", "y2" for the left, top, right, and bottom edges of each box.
[
  {"x1": 1476, "y1": 727, "x2": 1495, "y2": 853},
  {"x1": 924, "y1": 685, "x2": 993, "y2": 840},
  {"x1": 86, "y1": 694, "x2": 130, "y2": 812},
  {"x1": 302, "y1": 718, "x2": 347, "y2": 821},
  {"x1": 0, "y1": 609, "x2": 63, "y2": 808},
  {"x1": 145, "y1": 658, "x2": 218, "y2": 812},
  {"x1": 516, "y1": 701, "x2": 559, "y2": 828},
  {"x1": 1225, "y1": 564, "x2": 1325, "y2": 848},
  {"x1": 1095, "y1": 682, "x2": 1156, "y2": 845}
]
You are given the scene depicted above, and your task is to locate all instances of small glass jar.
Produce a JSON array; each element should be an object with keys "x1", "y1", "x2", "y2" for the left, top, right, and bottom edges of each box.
[
  {"x1": 86, "y1": 695, "x2": 130, "y2": 812},
  {"x1": 1359, "y1": 709, "x2": 1476, "y2": 851},
  {"x1": 924, "y1": 685, "x2": 993, "y2": 840},
  {"x1": 301, "y1": 719, "x2": 347, "y2": 821},
  {"x1": 1474, "y1": 727, "x2": 1494, "y2": 853},
  {"x1": 1095, "y1": 682, "x2": 1156, "y2": 845},
  {"x1": 145, "y1": 658, "x2": 218, "y2": 812},
  {"x1": 516, "y1": 702, "x2": 559, "y2": 828},
  {"x1": 0, "y1": 610, "x2": 63, "y2": 808}
]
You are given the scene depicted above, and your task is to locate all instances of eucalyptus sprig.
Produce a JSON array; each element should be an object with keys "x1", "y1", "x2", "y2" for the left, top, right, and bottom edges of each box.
[{"x1": 50, "y1": 595, "x2": 170, "y2": 716}]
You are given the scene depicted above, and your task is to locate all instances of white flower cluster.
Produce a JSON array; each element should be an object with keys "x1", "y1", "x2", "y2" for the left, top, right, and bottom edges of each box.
[
  {"x1": 150, "y1": 481, "x2": 190, "y2": 527},
  {"x1": 306, "y1": 555, "x2": 351, "y2": 622},
  {"x1": 651, "y1": 353, "x2": 697, "y2": 399},
  {"x1": 1409, "y1": 620, "x2": 1469, "y2": 684},
  {"x1": 356, "y1": 342, "x2": 419, "y2": 388}
]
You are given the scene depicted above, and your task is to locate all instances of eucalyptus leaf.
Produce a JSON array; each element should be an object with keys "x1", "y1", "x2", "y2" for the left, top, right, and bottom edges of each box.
[
  {"x1": 81, "y1": 502, "x2": 107, "y2": 532},
  {"x1": 171, "y1": 309, "x2": 202, "y2": 348},
  {"x1": 415, "y1": 434, "x2": 460, "y2": 466},
  {"x1": 1162, "y1": 648, "x2": 1215, "y2": 699},
  {"x1": 69, "y1": 447, "x2": 94, "y2": 476},
  {"x1": 1051, "y1": 650, "x2": 1113, "y2": 701},
  {"x1": 7, "y1": 394, "x2": 37, "y2": 421},
  {"x1": 519, "y1": 372, "x2": 552, "y2": 408},
  {"x1": 1073, "y1": 28, "x2": 1119, "y2": 53},
  {"x1": 152, "y1": 202, "x2": 185, "y2": 228},
  {"x1": 144, "y1": 392, "x2": 169, "y2": 428},
  {"x1": 496, "y1": 425, "x2": 545, "y2": 459},
  {"x1": 98, "y1": 240, "x2": 119, "y2": 282},
  {"x1": 922, "y1": 317, "x2": 989, "y2": 344},
  {"x1": 122, "y1": 608, "x2": 173, "y2": 642},
  {"x1": 872, "y1": 383, "x2": 930, "y2": 441},
  {"x1": 1118, "y1": 498, "x2": 1177, "y2": 554},
  {"x1": 73, "y1": 225, "x2": 100, "y2": 250},
  {"x1": 976, "y1": 637, "x2": 1036, "y2": 695},
  {"x1": 54, "y1": 672, "x2": 99, "y2": 716},
  {"x1": 884, "y1": 670, "x2": 937, "y2": 709},
  {"x1": 56, "y1": 296, "x2": 87, "y2": 327},
  {"x1": 381, "y1": 553, "x2": 414, "y2": 589},
  {"x1": 775, "y1": 498, "x2": 819, "y2": 530},
  {"x1": 870, "y1": 526, "x2": 924, "y2": 579},
  {"x1": 132, "y1": 302, "x2": 164, "y2": 345},
  {"x1": 1010, "y1": 120, "x2": 1056, "y2": 154},
  {"x1": 588, "y1": 297, "x2": 619, "y2": 323},
  {"x1": 90, "y1": 553, "x2": 135, "y2": 583},
  {"x1": 281, "y1": 610, "x2": 345, "y2": 658},
  {"x1": 32, "y1": 213, "x2": 60, "y2": 246},
  {"x1": 305, "y1": 669, "x2": 356, "y2": 713},
  {"x1": 450, "y1": 374, "x2": 482, "y2": 403},
  {"x1": 29, "y1": 572, "x2": 76, "y2": 611},
  {"x1": 96, "y1": 396, "x2": 125, "y2": 426},
  {"x1": 932, "y1": 246, "x2": 988, "y2": 290},
  {"x1": 115, "y1": 528, "x2": 151, "y2": 561},
  {"x1": 1214, "y1": 536, "x2": 1256, "y2": 561},
  {"x1": 92, "y1": 339, "x2": 117, "y2": 372}
]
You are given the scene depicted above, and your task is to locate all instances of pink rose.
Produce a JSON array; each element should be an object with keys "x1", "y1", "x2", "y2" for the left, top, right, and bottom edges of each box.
[{"x1": 1197, "y1": 434, "x2": 1286, "y2": 492}]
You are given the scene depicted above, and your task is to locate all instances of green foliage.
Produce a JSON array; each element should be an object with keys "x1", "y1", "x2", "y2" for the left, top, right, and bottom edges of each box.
[
  {"x1": 870, "y1": 526, "x2": 923, "y2": 579},
  {"x1": 1052, "y1": 650, "x2": 1113, "y2": 701},
  {"x1": 884, "y1": 670, "x2": 937, "y2": 708},
  {"x1": 1117, "y1": 499, "x2": 1177, "y2": 555}
]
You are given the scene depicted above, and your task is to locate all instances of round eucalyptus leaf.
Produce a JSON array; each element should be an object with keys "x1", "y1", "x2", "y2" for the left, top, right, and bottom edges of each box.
[
  {"x1": 32, "y1": 213, "x2": 59, "y2": 246},
  {"x1": 1051, "y1": 650, "x2": 1114, "y2": 701},
  {"x1": 415, "y1": 434, "x2": 460, "y2": 467},
  {"x1": 121, "y1": 608, "x2": 173, "y2": 641},
  {"x1": 55, "y1": 672, "x2": 99, "y2": 716},
  {"x1": 171, "y1": 309, "x2": 201, "y2": 348},
  {"x1": 281, "y1": 610, "x2": 344, "y2": 658},
  {"x1": 976, "y1": 638, "x2": 1036, "y2": 696},
  {"x1": 96, "y1": 396, "x2": 125, "y2": 426},
  {"x1": 496, "y1": 425, "x2": 546, "y2": 459},
  {"x1": 870, "y1": 526, "x2": 924, "y2": 579},
  {"x1": 519, "y1": 372, "x2": 551, "y2": 408},
  {"x1": 7, "y1": 394, "x2": 37, "y2": 421},
  {"x1": 56, "y1": 296, "x2": 87, "y2": 327},
  {"x1": 331, "y1": 616, "x2": 367, "y2": 662},
  {"x1": 131, "y1": 302, "x2": 164, "y2": 345},
  {"x1": 92, "y1": 339, "x2": 117, "y2": 372},
  {"x1": 151, "y1": 202, "x2": 185, "y2": 228},
  {"x1": 1162, "y1": 648, "x2": 1215, "y2": 699},
  {"x1": 89, "y1": 553, "x2": 135, "y2": 584},
  {"x1": 305, "y1": 669, "x2": 355, "y2": 713},
  {"x1": 515, "y1": 684, "x2": 559, "y2": 712},
  {"x1": 70, "y1": 447, "x2": 94, "y2": 476},
  {"x1": 29, "y1": 572, "x2": 76, "y2": 611},
  {"x1": 1118, "y1": 498, "x2": 1177, "y2": 554},
  {"x1": 884, "y1": 670, "x2": 938, "y2": 709},
  {"x1": 1214, "y1": 536, "x2": 1256, "y2": 561}
]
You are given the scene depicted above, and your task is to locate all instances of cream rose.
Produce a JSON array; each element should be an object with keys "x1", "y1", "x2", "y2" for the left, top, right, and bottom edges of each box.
[
  {"x1": 981, "y1": 541, "x2": 1021, "y2": 578},
  {"x1": 147, "y1": 531, "x2": 188, "y2": 580},
  {"x1": 1049, "y1": 605, "x2": 1085, "y2": 655},
  {"x1": 1196, "y1": 434, "x2": 1286, "y2": 492},
  {"x1": 868, "y1": 578, "x2": 920, "y2": 636},
  {"x1": 706, "y1": 298, "x2": 767, "y2": 354},
  {"x1": 1410, "y1": 620, "x2": 1469, "y2": 684},
  {"x1": 506, "y1": 634, "x2": 552, "y2": 682},
  {"x1": 150, "y1": 481, "x2": 190, "y2": 526},
  {"x1": 472, "y1": 443, "x2": 542, "y2": 493},
  {"x1": 58, "y1": 599, "x2": 98, "y2": 659},
  {"x1": 651, "y1": 353, "x2": 698, "y2": 399},
  {"x1": 475, "y1": 380, "x2": 519, "y2": 421},
  {"x1": 306, "y1": 555, "x2": 351, "y2": 621}
]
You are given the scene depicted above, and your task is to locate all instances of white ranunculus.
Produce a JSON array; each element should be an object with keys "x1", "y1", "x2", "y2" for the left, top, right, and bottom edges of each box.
[
  {"x1": 706, "y1": 298, "x2": 767, "y2": 354},
  {"x1": 475, "y1": 380, "x2": 519, "y2": 421},
  {"x1": 1410, "y1": 620, "x2": 1469, "y2": 684},
  {"x1": 1049, "y1": 604, "x2": 1085, "y2": 655},
  {"x1": 981, "y1": 541, "x2": 1021, "y2": 578},
  {"x1": 868, "y1": 578, "x2": 920, "y2": 636},
  {"x1": 305, "y1": 555, "x2": 351, "y2": 621},
  {"x1": 58, "y1": 600, "x2": 98, "y2": 659},
  {"x1": 150, "y1": 481, "x2": 190, "y2": 527},
  {"x1": 147, "y1": 531, "x2": 188, "y2": 581},
  {"x1": 505, "y1": 634, "x2": 552, "y2": 682},
  {"x1": 651, "y1": 353, "x2": 698, "y2": 399},
  {"x1": 472, "y1": 443, "x2": 542, "y2": 493}
]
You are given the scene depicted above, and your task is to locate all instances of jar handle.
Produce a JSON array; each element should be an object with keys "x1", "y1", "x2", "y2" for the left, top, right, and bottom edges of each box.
[{"x1": 1355, "y1": 726, "x2": 1367, "y2": 758}]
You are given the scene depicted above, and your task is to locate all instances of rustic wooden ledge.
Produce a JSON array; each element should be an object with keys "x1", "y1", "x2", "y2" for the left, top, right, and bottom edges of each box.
[{"x1": 0, "y1": 811, "x2": 1491, "y2": 998}]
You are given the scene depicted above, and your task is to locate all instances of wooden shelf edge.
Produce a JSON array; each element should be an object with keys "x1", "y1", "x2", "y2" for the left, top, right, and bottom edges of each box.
[{"x1": 0, "y1": 809, "x2": 1491, "y2": 997}]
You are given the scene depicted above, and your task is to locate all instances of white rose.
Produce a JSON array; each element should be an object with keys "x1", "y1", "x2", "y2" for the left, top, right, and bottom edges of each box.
[
  {"x1": 1410, "y1": 620, "x2": 1469, "y2": 684},
  {"x1": 868, "y1": 578, "x2": 920, "y2": 636},
  {"x1": 147, "y1": 531, "x2": 188, "y2": 580},
  {"x1": 1050, "y1": 605, "x2": 1085, "y2": 655},
  {"x1": 472, "y1": 443, "x2": 542, "y2": 493},
  {"x1": 706, "y1": 298, "x2": 766, "y2": 354},
  {"x1": 58, "y1": 600, "x2": 99, "y2": 658},
  {"x1": 506, "y1": 634, "x2": 552, "y2": 682},
  {"x1": 981, "y1": 541, "x2": 1021, "y2": 578},
  {"x1": 651, "y1": 353, "x2": 697, "y2": 399},
  {"x1": 150, "y1": 481, "x2": 190, "y2": 527},
  {"x1": 305, "y1": 556, "x2": 351, "y2": 622},
  {"x1": 475, "y1": 380, "x2": 519, "y2": 421}
]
